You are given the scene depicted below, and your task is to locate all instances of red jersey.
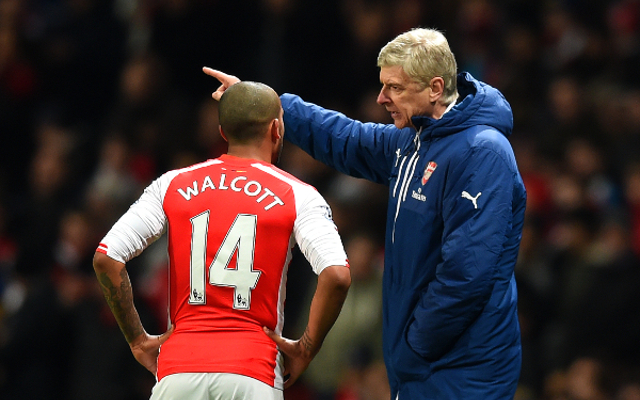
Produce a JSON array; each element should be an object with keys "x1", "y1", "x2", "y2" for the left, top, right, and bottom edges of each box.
[{"x1": 96, "y1": 155, "x2": 348, "y2": 389}]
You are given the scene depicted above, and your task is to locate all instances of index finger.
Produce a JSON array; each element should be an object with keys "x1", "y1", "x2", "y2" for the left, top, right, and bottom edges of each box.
[{"x1": 202, "y1": 67, "x2": 239, "y2": 86}]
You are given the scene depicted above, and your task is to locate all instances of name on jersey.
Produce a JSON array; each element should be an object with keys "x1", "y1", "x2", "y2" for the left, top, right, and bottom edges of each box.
[{"x1": 177, "y1": 173, "x2": 285, "y2": 210}]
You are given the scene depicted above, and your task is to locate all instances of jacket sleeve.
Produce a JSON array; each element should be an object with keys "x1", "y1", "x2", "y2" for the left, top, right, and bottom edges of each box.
[
  {"x1": 407, "y1": 142, "x2": 516, "y2": 361},
  {"x1": 281, "y1": 93, "x2": 400, "y2": 185}
]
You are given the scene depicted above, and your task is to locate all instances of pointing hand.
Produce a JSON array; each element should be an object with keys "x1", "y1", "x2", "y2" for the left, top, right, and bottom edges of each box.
[{"x1": 203, "y1": 67, "x2": 241, "y2": 101}]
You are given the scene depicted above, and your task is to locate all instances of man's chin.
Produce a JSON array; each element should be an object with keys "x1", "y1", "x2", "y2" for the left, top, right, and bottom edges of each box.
[{"x1": 393, "y1": 120, "x2": 409, "y2": 129}]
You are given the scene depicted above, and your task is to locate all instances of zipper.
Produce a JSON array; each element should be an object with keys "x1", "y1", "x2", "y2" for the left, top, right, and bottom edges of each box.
[{"x1": 391, "y1": 128, "x2": 422, "y2": 242}]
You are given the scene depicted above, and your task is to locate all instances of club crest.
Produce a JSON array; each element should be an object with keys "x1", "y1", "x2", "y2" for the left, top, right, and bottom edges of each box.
[{"x1": 422, "y1": 161, "x2": 437, "y2": 185}]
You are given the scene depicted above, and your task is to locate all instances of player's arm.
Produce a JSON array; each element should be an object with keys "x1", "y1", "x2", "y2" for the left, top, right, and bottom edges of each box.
[
  {"x1": 265, "y1": 186, "x2": 351, "y2": 388},
  {"x1": 264, "y1": 264, "x2": 350, "y2": 388},
  {"x1": 93, "y1": 253, "x2": 173, "y2": 376},
  {"x1": 93, "y1": 175, "x2": 174, "y2": 375}
]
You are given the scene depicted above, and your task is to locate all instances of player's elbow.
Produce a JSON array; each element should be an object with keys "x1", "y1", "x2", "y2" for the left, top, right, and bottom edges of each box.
[
  {"x1": 93, "y1": 251, "x2": 124, "y2": 275},
  {"x1": 336, "y1": 267, "x2": 352, "y2": 293},
  {"x1": 323, "y1": 265, "x2": 352, "y2": 294},
  {"x1": 93, "y1": 251, "x2": 107, "y2": 273}
]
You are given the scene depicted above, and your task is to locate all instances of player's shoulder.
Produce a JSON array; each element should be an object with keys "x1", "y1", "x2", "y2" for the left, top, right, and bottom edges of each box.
[
  {"x1": 174, "y1": 159, "x2": 223, "y2": 175},
  {"x1": 162, "y1": 159, "x2": 222, "y2": 180},
  {"x1": 148, "y1": 159, "x2": 221, "y2": 194}
]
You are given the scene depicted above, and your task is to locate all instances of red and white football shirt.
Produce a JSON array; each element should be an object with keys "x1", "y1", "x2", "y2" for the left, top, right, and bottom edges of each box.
[{"x1": 96, "y1": 155, "x2": 349, "y2": 389}]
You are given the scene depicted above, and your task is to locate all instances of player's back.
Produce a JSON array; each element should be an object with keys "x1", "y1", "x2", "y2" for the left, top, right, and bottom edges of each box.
[{"x1": 157, "y1": 154, "x2": 304, "y2": 387}]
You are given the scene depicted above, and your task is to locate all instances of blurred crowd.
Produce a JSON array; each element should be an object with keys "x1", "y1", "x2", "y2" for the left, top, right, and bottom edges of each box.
[{"x1": 1, "y1": 0, "x2": 640, "y2": 399}]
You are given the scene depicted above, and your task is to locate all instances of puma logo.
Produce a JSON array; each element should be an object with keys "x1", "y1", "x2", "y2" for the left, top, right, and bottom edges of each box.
[{"x1": 461, "y1": 191, "x2": 481, "y2": 209}]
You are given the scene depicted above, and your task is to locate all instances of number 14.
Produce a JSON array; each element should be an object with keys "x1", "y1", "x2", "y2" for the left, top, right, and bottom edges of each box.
[{"x1": 188, "y1": 212, "x2": 261, "y2": 310}]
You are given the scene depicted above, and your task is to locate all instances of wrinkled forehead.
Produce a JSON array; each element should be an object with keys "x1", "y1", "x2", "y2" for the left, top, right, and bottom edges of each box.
[{"x1": 380, "y1": 65, "x2": 417, "y2": 86}]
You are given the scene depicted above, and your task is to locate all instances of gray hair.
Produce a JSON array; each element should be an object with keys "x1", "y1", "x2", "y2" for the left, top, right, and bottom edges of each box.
[{"x1": 377, "y1": 28, "x2": 458, "y2": 105}]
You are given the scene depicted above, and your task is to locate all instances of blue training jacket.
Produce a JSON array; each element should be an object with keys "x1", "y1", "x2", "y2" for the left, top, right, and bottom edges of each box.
[{"x1": 281, "y1": 72, "x2": 526, "y2": 399}]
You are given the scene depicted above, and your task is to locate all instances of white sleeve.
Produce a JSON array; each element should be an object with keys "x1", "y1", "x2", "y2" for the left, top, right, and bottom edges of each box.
[
  {"x1": 98, "y1": 173, "x2": 174, "y2": 264},
  {"x1": 293, "y1": 187, "x2": 349, "y2": 275}
]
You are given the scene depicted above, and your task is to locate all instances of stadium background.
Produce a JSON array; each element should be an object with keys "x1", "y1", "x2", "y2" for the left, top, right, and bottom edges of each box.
[{"x1": 1, "y1": 0, "x2": 640, "y2": 399}]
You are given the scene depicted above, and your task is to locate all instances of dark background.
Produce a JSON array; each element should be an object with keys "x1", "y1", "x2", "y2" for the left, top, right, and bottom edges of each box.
[{"x1": 1, "y1": 0, "x2": 640, "y2": 399}]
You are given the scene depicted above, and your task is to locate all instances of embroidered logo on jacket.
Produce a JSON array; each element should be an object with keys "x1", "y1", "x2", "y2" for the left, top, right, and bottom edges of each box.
[
  {"x1": 422, "y1": 161, "x2": 437, "y2": 185},
  {"x1": 411, "y1": 188, "x2": 426, "y2": 202}
]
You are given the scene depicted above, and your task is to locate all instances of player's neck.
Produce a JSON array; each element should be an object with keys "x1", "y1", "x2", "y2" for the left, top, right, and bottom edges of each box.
[{"x1": 226, "y1": 145, "x2": 272, "y2": 164}]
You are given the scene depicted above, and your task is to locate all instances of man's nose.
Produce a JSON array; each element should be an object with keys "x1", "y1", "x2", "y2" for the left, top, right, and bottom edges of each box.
[{"x1": 377, "y1": 89, "x2": 388, "y2": 105}]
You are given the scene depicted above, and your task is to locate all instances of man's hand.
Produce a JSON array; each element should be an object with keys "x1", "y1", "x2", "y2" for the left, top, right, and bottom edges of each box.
[
  {"x1": 130, "y1": 325, "x2": 174, "y2": 376},
  {"x1": 262, "y1": 265, "x2": 350, "y2": 388},
  {"x1": 263, "y1": 326, "x2": 316, "y2": 389},
  {"x1": 203, "y1": 67, "x2": 241, "y2": 101}
]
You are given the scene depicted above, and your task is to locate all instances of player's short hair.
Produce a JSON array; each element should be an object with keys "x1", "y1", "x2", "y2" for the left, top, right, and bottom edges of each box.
[
  {"x1": 377, "y1": 28, "x2": 458, "y2": 105},
  {"x1": 219, "y1": 81, "x2": 281, "y2": 144}
]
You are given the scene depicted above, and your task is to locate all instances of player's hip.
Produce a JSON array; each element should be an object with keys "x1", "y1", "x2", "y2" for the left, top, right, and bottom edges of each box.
[{"x1": 150, "y1": 372, "x2": 284, "y2": 400}]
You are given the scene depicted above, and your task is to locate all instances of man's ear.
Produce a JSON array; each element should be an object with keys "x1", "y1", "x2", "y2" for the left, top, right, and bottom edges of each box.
[
  {"x1": 429, "y1": 77, "x2": 445, "y2": 102},
  {"x1": 270, "y1": 119, "x2": 282, "y2": 142},
  {"x1": 219, "y1": 126, "x2": 228, "y2": 142}
]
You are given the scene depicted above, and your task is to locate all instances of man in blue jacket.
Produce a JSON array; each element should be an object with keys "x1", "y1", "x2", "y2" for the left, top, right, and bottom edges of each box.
[{"x1": 205, "y1": 27, "x2": 526, "y2": 400}]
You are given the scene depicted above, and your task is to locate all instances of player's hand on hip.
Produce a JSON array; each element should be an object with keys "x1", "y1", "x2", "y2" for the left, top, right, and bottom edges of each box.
[
  {"x1": 263, "y1": 326, "x2": 315, "y2": 389},
  {"x1": 130, "y1": 324, "x2": 175, "y2": 376},
  {"x1": 203, "y1": 67, "x2": 240, "y2": 101}
]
